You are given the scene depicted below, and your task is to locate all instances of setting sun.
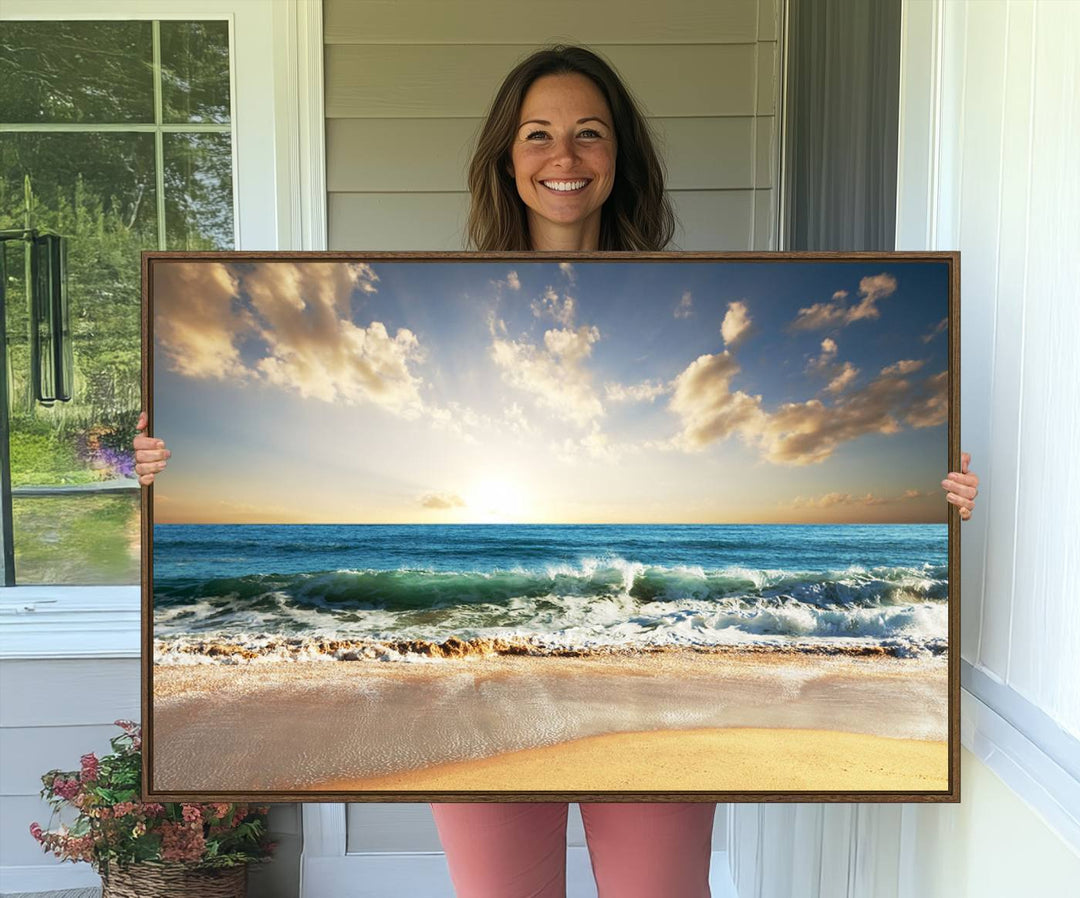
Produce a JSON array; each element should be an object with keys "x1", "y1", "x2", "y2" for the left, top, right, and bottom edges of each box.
[{"x1": 464, "y1": 477, "x2": 531, "y2": 522}]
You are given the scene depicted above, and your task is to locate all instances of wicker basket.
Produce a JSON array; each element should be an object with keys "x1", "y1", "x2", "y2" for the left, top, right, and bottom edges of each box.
[{"x1": 100, "y1": 862, "x2": 247, "y2": 898}]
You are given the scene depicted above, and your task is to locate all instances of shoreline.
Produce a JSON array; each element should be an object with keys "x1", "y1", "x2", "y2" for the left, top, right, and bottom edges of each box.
[{"x1": 153, "y1": 634, "x2": 948, "y2": 665}]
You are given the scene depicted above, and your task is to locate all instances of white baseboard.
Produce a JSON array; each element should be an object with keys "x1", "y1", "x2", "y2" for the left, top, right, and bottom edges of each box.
[{"x1": 961, "y1": 687, "x2": 1080, "y2": 854}]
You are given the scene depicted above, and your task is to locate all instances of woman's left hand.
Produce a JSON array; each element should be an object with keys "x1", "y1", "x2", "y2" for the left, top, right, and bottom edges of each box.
[{"x1": 942, "y1": 451, "x2": 979, "y2": 521}]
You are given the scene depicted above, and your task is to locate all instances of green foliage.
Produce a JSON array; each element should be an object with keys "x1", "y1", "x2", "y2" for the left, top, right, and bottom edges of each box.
[
  {"x1": 31, "y1": 722, "x2": 274, "y2": 874},
  {"x1": 8, "y1": 427, "x2": 94, "y2": 485},
  {"x1": 13, "y1": 493, "x2": 139, "y2": 584},
  {"x1": 1, "y1": 20, "x2": 233, "y2": 498}
]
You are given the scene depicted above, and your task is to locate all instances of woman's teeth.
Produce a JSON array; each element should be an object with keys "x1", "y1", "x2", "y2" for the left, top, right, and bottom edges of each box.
[{"x1": 542, "y1": 179, "x2": 589, "y2": 192}]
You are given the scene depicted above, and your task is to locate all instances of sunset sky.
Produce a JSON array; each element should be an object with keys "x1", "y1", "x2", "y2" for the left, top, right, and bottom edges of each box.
[{"x1": 151, "y1": 258, "x2": 951, "y2": 525}]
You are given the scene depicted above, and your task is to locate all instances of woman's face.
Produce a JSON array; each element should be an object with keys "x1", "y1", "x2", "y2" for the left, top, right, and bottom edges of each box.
[{"x1": 509, "y1": 73, "x2": 617, "y2": 250}]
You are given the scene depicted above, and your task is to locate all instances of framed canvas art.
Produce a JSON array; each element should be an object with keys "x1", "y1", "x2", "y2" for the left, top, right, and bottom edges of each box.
[{"x1": 142, "y1": 251, "x2": 960, "y2": 802}]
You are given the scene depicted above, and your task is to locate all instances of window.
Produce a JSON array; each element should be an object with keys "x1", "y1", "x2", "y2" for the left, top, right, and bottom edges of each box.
[{"x1": 0, "y1": 19, "x2": 235, "y2": 584}]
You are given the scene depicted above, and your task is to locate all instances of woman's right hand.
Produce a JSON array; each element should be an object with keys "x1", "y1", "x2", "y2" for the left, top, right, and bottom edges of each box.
[{"x1": 133, "y1": 411, "x2": 170, "y2": 486}]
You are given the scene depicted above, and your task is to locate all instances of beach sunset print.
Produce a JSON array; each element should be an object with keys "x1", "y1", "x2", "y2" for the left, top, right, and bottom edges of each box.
[{"x1": 149, "y1": 256, "x2": 953, "y2": 796}]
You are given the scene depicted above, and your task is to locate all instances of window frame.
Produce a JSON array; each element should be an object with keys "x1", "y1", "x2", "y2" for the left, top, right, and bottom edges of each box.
[{"x1": 0, "y1": 0, "x2": 326, "y2": 657}]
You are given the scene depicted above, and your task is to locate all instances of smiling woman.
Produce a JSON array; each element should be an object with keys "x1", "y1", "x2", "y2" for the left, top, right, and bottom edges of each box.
[
  {"x1": 465, "y1": 45, "x2": 674, "y2": 253},
  {"x1": 508, "y1": 73, "x2": 617, "y2": 252}
]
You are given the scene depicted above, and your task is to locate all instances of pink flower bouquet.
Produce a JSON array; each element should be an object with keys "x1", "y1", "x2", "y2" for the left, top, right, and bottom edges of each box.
[{"x1": 31, "y1": 720, "x2": 273, "y2": 875}]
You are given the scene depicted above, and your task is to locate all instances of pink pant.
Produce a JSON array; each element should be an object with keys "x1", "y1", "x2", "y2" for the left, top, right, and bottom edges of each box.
[{"x1": 431, "y1": 802, "x2": 716, "y2": 898}]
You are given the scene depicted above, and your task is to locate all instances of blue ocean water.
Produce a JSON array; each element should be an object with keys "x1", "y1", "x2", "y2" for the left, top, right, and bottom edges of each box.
[{"x1": 153, "y1": 523, "x2": 948, "y2": 660}]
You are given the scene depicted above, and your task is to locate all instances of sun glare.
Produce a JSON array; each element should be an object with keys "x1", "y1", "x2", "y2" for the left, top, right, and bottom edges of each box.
[{"x1": 465, "y1": 477, "x2": 530, "y2": 523}]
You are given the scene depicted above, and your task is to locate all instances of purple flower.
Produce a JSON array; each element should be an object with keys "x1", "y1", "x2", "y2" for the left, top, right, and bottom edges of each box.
[{"x1": 95, "y1": 446, "x2": 136, "y2": 479}]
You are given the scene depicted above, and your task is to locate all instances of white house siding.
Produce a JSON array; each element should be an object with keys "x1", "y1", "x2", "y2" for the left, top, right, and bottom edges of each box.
[
  {"x1": 324, "y1": 0, "x2": 781, "y2": 251},
  {"x1": 0, "y1": 658, "x2": 140, "y2": 891}
]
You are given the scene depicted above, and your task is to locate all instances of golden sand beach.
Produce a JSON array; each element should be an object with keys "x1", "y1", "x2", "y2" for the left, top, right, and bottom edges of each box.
[
  {"x1": 151, "y1": 648, "x2": 949, "y2": 794},
  {"x1": 315, "y1": 727, "x2": 947, "y2": 793}
]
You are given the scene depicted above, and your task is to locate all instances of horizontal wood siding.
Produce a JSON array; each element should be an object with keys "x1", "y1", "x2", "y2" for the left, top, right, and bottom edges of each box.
[
  {"x1": 0, "y1": 658, "x2": 139, "y2": 868},
  {"x1": 326, "y1": 117, "x2": 770, "y2": 192},
  {"x1": 326, "y1": 44, "x2": 762, "y2": 119},
  {"x1": 324, "y1": 0, "x2": 761, "y2": 45},
  {"x1": 329, "y1": 191, "x2": 467, "y2": 249},
  {"x1": 328, "y1": 189, "x2": 760, "y2": 251},
  {"x1": 325, "y1": 0, "x2": 781, "y2": 254},
  {"x1": 0, "y1": 660, "x2": 140, "y2": 729}
]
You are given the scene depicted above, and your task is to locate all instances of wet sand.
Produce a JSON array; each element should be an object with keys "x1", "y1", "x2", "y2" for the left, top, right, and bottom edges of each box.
[{"x1": 151, "y1": 649, "x2": 949, "y2": 794}]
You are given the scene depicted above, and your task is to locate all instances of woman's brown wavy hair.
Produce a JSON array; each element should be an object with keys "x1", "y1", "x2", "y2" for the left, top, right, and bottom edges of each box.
[{"x1": 466, "y1": 45, "x2": 676, "y2": 252}]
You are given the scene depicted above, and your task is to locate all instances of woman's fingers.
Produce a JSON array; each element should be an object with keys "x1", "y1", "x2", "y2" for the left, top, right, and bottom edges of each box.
[
  {"x1": 134, "y1": 446, "x2": 170, "y2": 462},
  {"x1": 944, "y1": 452, "x2": 977, "y2": 521},
  {"x1": 941, "y1": 475, "x2": 978, "y2": 500},
  {"x1": 135, "y1": 457, "x2": 168, "y2": 487},
  {"x1": 133, "y1": 411, "x2": 168, "y2": 485},
  {"x1": 945, "y1": 491, "x2": 975, "y2": 509},
  {"x1": 946, "y1": 491, "x2": 975, "y2": 522}
]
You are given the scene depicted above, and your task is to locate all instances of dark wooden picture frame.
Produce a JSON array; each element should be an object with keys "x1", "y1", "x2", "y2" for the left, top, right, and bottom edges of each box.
[{"x1": 142, "y1": 250, "x2": 960, "y2": 803}]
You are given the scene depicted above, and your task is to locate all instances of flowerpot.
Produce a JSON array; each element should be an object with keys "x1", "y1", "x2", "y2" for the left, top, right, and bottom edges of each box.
[{"x1": 100, "y1": 861, "x2": 247, "y2": 897}]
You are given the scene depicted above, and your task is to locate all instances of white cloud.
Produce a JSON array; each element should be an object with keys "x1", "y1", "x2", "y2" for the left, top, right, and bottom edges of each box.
[
  {"x1": 553, "y1": 422, "x2": 635, "y2": 465},
  {"x1": 243, "y1": 262, "x2": 424, "y2": 416},
  {"x1": 255, "y1": 320, "x2": 424, "y2": 415},
  {"x1": 789, "y1": 489, "x2": 929, "y2": 509},
  {"x1": 826, "y1": 361, "x2": 859, "y2": 394},
  {"x1": 904, "y1": 370, "x2": 948, "y2": 428},
  {"x1": 154, "y1": 261, "x2": 248, "y2": 380},
  {"x1": 352, "y1": 263, "x2": 380, "y2": 293},
  {"x1": 806, "y1": 338, "x2": 857, "y2": 394},
  {"x1": 791, "y1": 273, "x2": 898, "y2": 331},
  {"x1": 503, "y1": 402, "x2": 532, "y2": 434},
  {"x1": 674, "y1": 291, "x2": 693, "y2": 319},
  {"x1": 756, "y1": 373, "x2": 910, "y2": 465},
  {"x1": 881, "y1": 359, "x2": 925, "y2": 377},
  {"x1": 664, "y1": 350, "x2": 942, "y2": 465},
  {"x1": 559, "y1": 262, "x2": 576, "y2": 284},
  {"x1": 427, "y1": 401, "x2": 491, "y2": 444},
  {"x1": 491, "y1": 323, "x2": 604, "y2": 427},
  {"x1": 506, "y1": 270, "x2": 521, "y2": 290},
  {"x1": 721, "y1": 300, "x2": 752, "y2": 347},
  {"x1": 807, "y1": 338, "x2": 839, "y2": 372},
  {"x1": 531, "y1": 286, "x2": 577, "y2": 326},
  {"x1": 420, "y1": 492, "x2": 466, "y2": 509},
  {"x1": 154, "y1": 261, "x2": 425, "y2": 419},
  {"x1": 605, "y1": 380, "x2": 669, "y2": 403},
  {"x1": 667, "y1": 352, "x2": 765, "y2": 451},
  {"x1": 922, "y1": 317, "x2": 948, "y2": 343}
]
